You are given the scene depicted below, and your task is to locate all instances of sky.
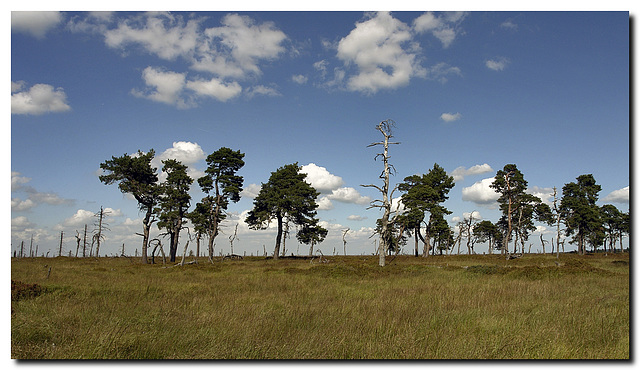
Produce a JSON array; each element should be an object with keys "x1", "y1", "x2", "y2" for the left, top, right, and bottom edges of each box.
[{"x1": 9, "y1": 9, "x2": 631, "y2": 258}]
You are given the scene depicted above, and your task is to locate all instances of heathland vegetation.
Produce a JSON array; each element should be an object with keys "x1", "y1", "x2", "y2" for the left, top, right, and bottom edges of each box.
[{"x1": 11, "y1": 253, "x2": 629, "y2": 359}]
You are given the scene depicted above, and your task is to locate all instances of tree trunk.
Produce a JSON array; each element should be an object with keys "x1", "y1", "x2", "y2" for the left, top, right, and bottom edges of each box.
[
  {"x1": 414, "y1": 230, "x2": 419, "y2": 257},
  {"x1": 273, "y1": 213, "x2": 283, "y2": 260},
  {"x1": 141, "y1": 205, "x2": 154, "y2": 264}
]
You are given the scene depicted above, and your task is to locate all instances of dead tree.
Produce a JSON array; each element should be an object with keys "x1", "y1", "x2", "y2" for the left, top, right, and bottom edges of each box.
[
  {"x1": 342, "y1": 228, "x2": 350, "y2": 256},
  {"x1": 92, "y1": 207, "x2": 111, "y2": 257},
  {"x1": 540, "y1": 234, "x2": 547, "y2": 255},
  {"x1": 58, "y1": 231, "x2": 64, "y2": 257},
  {"x1": 361, "y1": 119, "x2": 401, "y2": 267},
  {"x1": 229, "y1": 223, "x2": 239, "y2": 256},
  {"x1": 83, "y1": 224, "x2": 88, "y2": 257},
  {"x1": 75, "y1": 231, "x2": 81, "y2": 257}
]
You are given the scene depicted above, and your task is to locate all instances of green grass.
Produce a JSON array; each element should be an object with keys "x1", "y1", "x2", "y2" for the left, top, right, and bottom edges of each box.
[{"x1": 11, "y1": 253, "x2": 629, "y2": 359}]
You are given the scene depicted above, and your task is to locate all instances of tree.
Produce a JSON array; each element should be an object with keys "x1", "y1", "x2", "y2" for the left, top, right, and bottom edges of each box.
[
  {"x1": 361, "y1": 119, "x2": 401, "y2": 267},
  {"x1": 600, "y1": 204, "x2": 622, "y2": 253},
  {"x1": 245, "y1": 163, "x2": 322, "y2": 260},
  {"x1": 156, "y1": 159, "x2": 193, "y2": 262},
  {"x1": 297, "y1": 221, "x2": 328, "y2": 257},
  {"x1": 490, "y1": 164, "x2": 528, "y2": 255},
  {"x1": 559, "y1": 174, "x2": 602, "y2": 255},
  {"x1": 473, "y1": 220, "x2": 501, "y2": 254},
  {"x1": 99, "y1": 150, "x2": 160, "y2": 264},
  {"x1": 398, "y1": 163, "x2": 455, "y2": 257},
  {"x1": 190, "y1": 147, "x2": 245, "y2": 263}
]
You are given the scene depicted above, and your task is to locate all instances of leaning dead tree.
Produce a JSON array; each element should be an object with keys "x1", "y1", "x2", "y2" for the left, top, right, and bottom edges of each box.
[
  {"x1": 92, "y1": 206, "x2": 110, "y2": 257},
  {"x1": 361, "y1": 119, "x2": 401, "y2": 267}
]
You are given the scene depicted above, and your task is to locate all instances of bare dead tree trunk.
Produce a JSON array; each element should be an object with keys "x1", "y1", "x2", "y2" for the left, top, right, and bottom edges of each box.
[
  {"x1": 83, "y1": 224, "x2": 88, "y2": 257},
  {"x1": 19, "y1": 241, "x2": 24, "y2": 258},
  {"x1": 59, "y1": 231, "x2": 64, "y2": 257},
  {"x1": 342, "y1": 228, "x2": 349, "y2": 256},
  {"x1": 75, "y1": 231, "x2": 81, "y2": 257},
  {"x1": 540, "y1": 234, "x2": 547, "y2": 255},
  {"x1": 229, "y1": 223, "x2": 239, "y2": 256},
  {"x1": 361, "y1": 119, "x2": 400, "y2": 268},
  {"x1": 273, "y1": 214, "x2": 283, "y2": 260}
]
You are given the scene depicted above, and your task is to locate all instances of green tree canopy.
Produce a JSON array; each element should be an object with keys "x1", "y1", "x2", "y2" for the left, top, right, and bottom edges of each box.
[
  {"x1": 245, "y1": 163, "x2": 322, "y2": 259},
  {"x1": 156, "y1": 159, "x2": 193, "y2": 262},
  {"x1": 190, "y1": 147, "x2": 245, "y2": 261},
  {"x1": 398, "y1": 163, "x2": 455, "y2": 257},
  {"x1": 99, "y1": 149, "x2": 160, "y2": 263},
  {"x1": 560, "y1": 174, "x2": 602, "y2": 255}
]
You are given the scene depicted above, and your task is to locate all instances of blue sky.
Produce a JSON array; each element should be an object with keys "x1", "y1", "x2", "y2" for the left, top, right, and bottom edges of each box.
[{"x1": 10, "y1": 10, "x2": 630, "y2": 257}]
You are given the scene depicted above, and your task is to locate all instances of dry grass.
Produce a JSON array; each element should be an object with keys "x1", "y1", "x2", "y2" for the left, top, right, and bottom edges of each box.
[{"x1": 11, "y1": 253, "x2": 629, "y2": 359}]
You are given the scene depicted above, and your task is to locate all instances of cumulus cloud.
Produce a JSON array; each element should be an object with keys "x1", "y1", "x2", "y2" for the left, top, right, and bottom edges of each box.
[
  {"x1": 300, "y1": 163, "x2": 345, "y2": 193},
  {"x1": 336, "y1": 12, "x2": 426, "y2": 94},
  {"x1": 486, "y1": 57, "x2": 510, "y2": 71},
  {"x1": 11, "y1": 198, "x2": 36, "y2": 212},
  {"x1": 11, "y1": 82, "x2": 72, "y2": 115},
  {"x1": 240, "y1": 183, "x2": 262, "y2": 199},
  {"x1": 317, "y1": 196, "x2": 334, "y2": 210},
  {"x1": 12, "y1": 216, "x2": 35, "y2": 231},
  {"x1": 449, "y1": 164, "x2": 493, "y2": 182},
  {"x1": 440, "y1": 112, "x2": 462, "y2": 122},
  {"x1": 602, "y1": 186, "x2": 629, "y2": 204},
  {"x1": 327, "y1": 187, "x2": 371, "y2": 205},
  {"x1": 527, "y1": 186, "x2": 555, "y2": 205},
  {"x1": 186, "y1": 77, "x2": 242, "y2": 102},
  {"x1": 132, "y1": 66, "x2": 191, "y2": 108},
  {"x1": 413, "y1": 11, "x2": 468, "y2": 48},
  {"x1": 463, "y1": 210, "x2": 482, "y2": 220},
  {"x1": 462, "y1": 178, "x2": 500, "y2": 206},
  {"x1": 12, "y1": 11, "x2": 63, "y2": 38},
  {"x1": 74, "y1": 12, "x2": 288, "y2": 108},
  {"x1": 63, "y1": 209, "x2": 95, "y2": 227},
  {"x1": 154, "y1": 141, "x2": 206, "y2": 181},
  {"x1": 104, "y1": 12, "x2": 200, "y2": 60}
]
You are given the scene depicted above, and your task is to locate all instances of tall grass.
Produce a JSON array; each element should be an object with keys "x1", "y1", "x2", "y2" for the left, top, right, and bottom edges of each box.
[{"x1": 11, "y1": 253, "x2": 629, "y2": 359}]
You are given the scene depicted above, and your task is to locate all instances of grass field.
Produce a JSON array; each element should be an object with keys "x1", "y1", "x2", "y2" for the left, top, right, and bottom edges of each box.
[{"x1": 11, "y1": 252, "x2": 629, "y2": 359}]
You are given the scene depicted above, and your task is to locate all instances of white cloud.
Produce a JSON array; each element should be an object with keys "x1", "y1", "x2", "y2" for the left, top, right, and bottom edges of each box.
[
  {"x1": 501, "y1": 20, "x2": 518, "y2": 30},
  {"x1": 602, "y1": 186, "x2": 629, "y2": 204},
  {"x1": 300, "y1": 163, "x2": 345, "y2": 193},
  {"x1": 413, "y1": 11, "x2": 468, "y2": 48},
  {"x1": 462, "y1": 177, "x2": 500, "y2": 206},
  {"x1": 449, "y1": 164, "x2": 493, "y2": 182},
  {"x1": 11, "y1": 198, "x2": 36, "y2": 212},
  {"x1": 12, "y1": 216, "x2": 35, "y2": 231},
  {"x1": 11, "y1": 171, "x2": 31, "y2": 191},
  {"x1": 104, "y1": 12, "x2": 200, "y2": 60},
  {"x1": 327, "y1": 187, "x2": 371, "y2": 205},
  {"x1": 291, "y1": 74, "x2": 308, "y2": 84},
  {"x1": 527, "y1": 186, "x2": 555, "y2": 206},
  {"x1": 240, "y1": 183, "x2": 262, "y2": 199},
  {"x1": 317, "y1": 196, "x2": 334, "y2": 210},
  {"x1": 463, "y1": 211, "x2": 482, "y2": 220},
  {"x1": 336, "y1": 12, "x2": 426, "y2": 94},
  {"x1": 347, "y1": 215, "x2": 368, "y2": 221},
  {"x1": 440, "y1": 112, "x2": 462, "y2": 122},
  {"x1": 196, "y1": 13, "x2": 287, "y2": 79},
  {"x1": 132, "y1": 66, "x2": 190, "y2": 108},
  {"x1": 61, "y1": 209, "x2": 96, "y2": 228},
  {"x1": 186, "y1": 77, "x2": 242, "y2": 102},
  {"x1": 426, "y1": 62, "x2": 462, "y2": 83},
  {"x1": 245, "y1": 85, "x2": 281, "y2": 98},
  {"x1": 486, "y1": 57, "x2": 510, "y2": 71},
  {"x1": 11, "y1": 82, "x2": 71, "y2": 115},
  {"x1": 12, "y1": 11, "x2": 63, "y2": 38},
  {"x1": 154, "y1": 141, "x2": 206, "y2": 181}
]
